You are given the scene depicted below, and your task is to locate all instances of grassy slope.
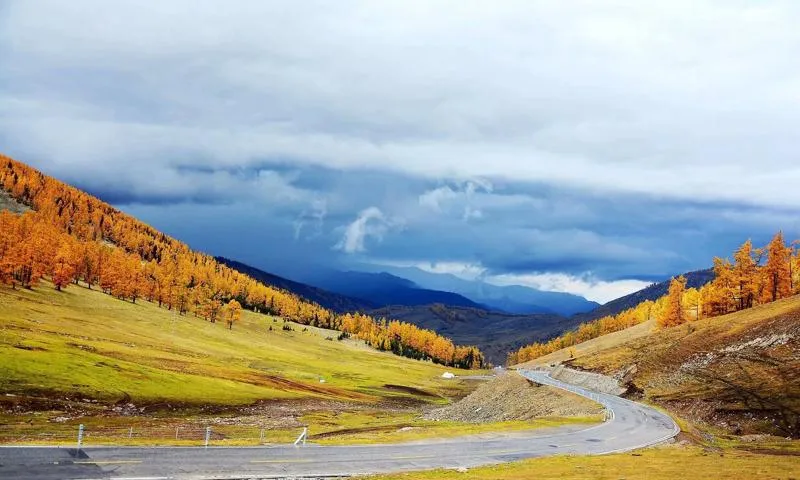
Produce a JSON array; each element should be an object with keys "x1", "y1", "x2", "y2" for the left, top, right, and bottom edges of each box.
[
  {"x1": 0, "y1": 283, "x2": 604, "y2": 446},
  {"x1": 518, "y1": 320, "x2": 656, "y2": 367},
  {"x1": 369, "y1": 444, "x2": 800, "y2": 480},
  {"x1": 520, "y1": 296, "x2": 800, "y2": 437},
  {"x1": 0, "y1": 282, "x2": 477, "y2": 406}
]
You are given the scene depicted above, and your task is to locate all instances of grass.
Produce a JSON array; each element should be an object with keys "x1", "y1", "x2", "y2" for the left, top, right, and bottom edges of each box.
[
  {"x1": 0, "y1": 282, "x2": 481, "y2": 406},
  {"x1": 2, "y1": 282, "x2": 599, "y2": 447},
  {"x1": 368, "y1": 444, "x2": 800, "y2": 480},
  {"x1": 304, "y1": 411, "x2": 601, "y2": 445},
  {"x1": 0, "y1": 409, "x2": 600, "y2": 447},
  {"x1": 516, "y1": 320, "x2": 655, "y2": 368}
]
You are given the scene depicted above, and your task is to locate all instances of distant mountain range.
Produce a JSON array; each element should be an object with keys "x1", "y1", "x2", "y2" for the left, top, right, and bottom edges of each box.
[
  {"x1": 294, "y1": 270, "x2": 489, "y2": 310},
  {"x1": 352, "y1": 264, "x2": 600, "y2": 316},
  {"x1": 219, "y1": 257, "x2": 716, "y2": 365},
  {"x1": 368, "y1": 304, "x2": 583, "y2": 364},
  {"x1": 216, "y1": 257, "x2": 376, "y2": 313}
]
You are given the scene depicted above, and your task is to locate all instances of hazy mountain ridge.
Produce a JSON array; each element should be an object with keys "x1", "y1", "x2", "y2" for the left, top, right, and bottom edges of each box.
[
  {"x1": 353, "y1": 264, "x2": 600, "y2": 316},
  {"x1": 369, "y1": 304, "x2": 583, "y2": 365},
  {"x1": 215, "y1": 257, "x2": 376, "y2": 313},
  {"x1": 296, "y1": 270, "x2": 491, "y2": 310}
]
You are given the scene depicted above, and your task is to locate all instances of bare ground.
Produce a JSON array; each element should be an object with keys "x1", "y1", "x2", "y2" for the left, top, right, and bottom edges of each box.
[{"x1": 424, "y1": 372, "x2": 602, "y2": 423}]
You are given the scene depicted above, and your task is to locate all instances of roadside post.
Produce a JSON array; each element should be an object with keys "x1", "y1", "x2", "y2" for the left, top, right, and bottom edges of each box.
[
  {"x1": 205, "y1": 427, "x2": 211, "y2": 448},
  {"x1": 77, "y1": 424, "x2": 84, "y2": 452},
  {"x1": 293, "y1": 427, "x2": 307, "y2": 446}
]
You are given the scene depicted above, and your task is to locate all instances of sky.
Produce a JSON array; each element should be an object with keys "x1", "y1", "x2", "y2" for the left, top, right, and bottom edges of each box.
[{"x1": 2, "y1": 1, "x2": 800, "y2": 303}]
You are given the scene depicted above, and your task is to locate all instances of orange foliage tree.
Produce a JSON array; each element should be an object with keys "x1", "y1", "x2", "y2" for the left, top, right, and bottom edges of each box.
[{"x1": 657, "y1": 276, "x2": 686, "y2": 328}]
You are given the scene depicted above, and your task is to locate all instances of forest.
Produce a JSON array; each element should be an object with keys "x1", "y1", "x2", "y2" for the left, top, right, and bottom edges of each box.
[
  {"x1": 0, "y1": 155, "x2": 484, "y2": 369},
  {"x1": 508, "y1": 232, "x2": 799, "y2": 365}
]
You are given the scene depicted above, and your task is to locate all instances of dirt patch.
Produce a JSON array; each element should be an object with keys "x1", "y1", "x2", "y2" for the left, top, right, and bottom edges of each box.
[
  {"x1": 425, "y1": 372, "x2": 602, "y2": 423},
  {"x1": 13, "y1": 344, "x2": 47, "y2": 352},
  {"x1": 308, "y1": 423, "x2": 416, "y2": 439},
  {"x1": 383, "y1": 384, "x2": 438, "y2": 398}
]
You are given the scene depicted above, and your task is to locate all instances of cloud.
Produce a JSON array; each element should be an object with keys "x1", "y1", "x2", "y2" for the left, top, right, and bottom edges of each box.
[
  {"x1": 487, "y1": 272, "x2": 652, "y2": 304},
  {"x1": 418, "y1": 186, "x2": 458, "y2": 212},
  {"x1": 294, "y1": 198, "x2": 327, "y2": 240},
  {"x1": 335, "y1": 207, "x2": 395, "y2": 254},
  {"x1": 4, "y1": 1, "x2": 800, "y2": 207},
  {"x1": 2, "y1": 1, "x2": 800, "y2": 296},
  {"x1": 418, "y1": 179, "x2": 492, "y2": 221}
]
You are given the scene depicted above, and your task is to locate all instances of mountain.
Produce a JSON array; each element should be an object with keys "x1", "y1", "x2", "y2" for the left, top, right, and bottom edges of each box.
[
  {"x1": 216, "y1": 261, "x2": 588, "y2": 363},
  {"x1": 354, "y1": 264, "x2": 599, "y2": 316},
  {"x1": 216, "y1": 257, "x2": 375, "y2": 313},
  {"x1": 519, "y1": 295, "x2": 800, "y2": 438},
  {"x1": 574, "y1": 269, "x2": 715, "y2": 323},
  {"x1": 368, "y1": 304, "x2": 583, "y2": 365},
  {"x1": 297, "y1": 270, "x2": 490, "y2": 310},
  {"x1": 0, "y1": 154, "x2": 484, "y2": 369}
]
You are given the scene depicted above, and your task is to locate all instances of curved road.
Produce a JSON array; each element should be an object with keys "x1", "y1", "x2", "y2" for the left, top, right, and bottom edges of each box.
[{"x1": 0, "y1": 370, "x2": 678, "y2": 479}]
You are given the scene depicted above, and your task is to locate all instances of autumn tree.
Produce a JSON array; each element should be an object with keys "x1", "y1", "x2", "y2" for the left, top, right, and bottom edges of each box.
[
  {"x1": 761, "y1": 231, "x2": 792, "y2": 303},
  {"x1": 732, "y1": 239, "x2": 759, "y2": 310},
  {"x1": 223, "y1": 299, "x2": 242, "y2": 330},
  {"x1": 51, "y1": 240, "x2": 77, "y2": 290},
  {"x1": 683, "y1": 287, "x2": 702, "y2": 321},
  {"x1": 658, "y1": 276, "x2": 687, "y2": 328}
]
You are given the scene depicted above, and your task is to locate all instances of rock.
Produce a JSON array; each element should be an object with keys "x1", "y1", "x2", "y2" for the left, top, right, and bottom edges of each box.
[
  {"x1": 442, "y1": 372, "x2": 456, "y2": 379},
  {"x1": 456, "y1": 467, "x2": 468, "y2": 473}
]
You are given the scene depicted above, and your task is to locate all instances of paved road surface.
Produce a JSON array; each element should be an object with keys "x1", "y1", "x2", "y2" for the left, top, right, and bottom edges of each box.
[{"x1": 0, "y1": 370, "x2": 679, "y2": 479}]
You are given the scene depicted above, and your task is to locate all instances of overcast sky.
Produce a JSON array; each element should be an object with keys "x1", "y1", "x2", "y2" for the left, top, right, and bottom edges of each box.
[{"x1": 2, "y1": 1, "x2": 799, "y2": 302}]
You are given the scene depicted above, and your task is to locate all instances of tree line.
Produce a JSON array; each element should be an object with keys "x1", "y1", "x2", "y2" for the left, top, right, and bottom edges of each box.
[
  {"x1": 508, "y1": 232, "x2": 799, "y2": 365},
  {"x1": 0, "y1": 155, "x2": 484, "y2": 369}
]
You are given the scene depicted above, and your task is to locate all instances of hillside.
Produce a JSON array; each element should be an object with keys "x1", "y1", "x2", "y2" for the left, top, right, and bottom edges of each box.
[
  {"x1": 216, "y1": 257, "x2": 375, "y2": 313},
  {"x1": 574, "y1": 269, "x2": 715, "y2": 323},
  {"x1": 0, "y1": 281, "x2": 474, "y2": 409},
  {"x1": 369, "y1": 304, "x2": 583, "y2": 365},
  {"x1": 0, "y1": 154, "x2": 484, "y2": 369},
  {"x1": 519, "y1": 296, "x2": 800, "y2": 437}
]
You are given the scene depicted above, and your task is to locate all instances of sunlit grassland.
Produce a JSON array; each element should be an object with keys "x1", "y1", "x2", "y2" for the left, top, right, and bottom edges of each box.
[
  {"x1": 0, "y1": 410, "x2": 601, "y2": 447},
  {"x1": 305, "y1": 411, "x2": 601, "y2": 445},
  {"x1": 0, "y1": 283, "x2": 604, "y2": 447},
  {"x1": 0, "y1": 282, "x2": 480, "y2": 406},
  {"x1": 368, "y1": 444, "x2": 800, "y2": 480}
]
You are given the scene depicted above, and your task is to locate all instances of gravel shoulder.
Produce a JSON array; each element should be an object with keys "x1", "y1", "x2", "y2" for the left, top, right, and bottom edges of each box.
[{"x1": 425, "y1": 372, "x2": 602, "y2": 423}]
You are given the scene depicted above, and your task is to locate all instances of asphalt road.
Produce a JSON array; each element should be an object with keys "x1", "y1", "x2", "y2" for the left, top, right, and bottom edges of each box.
[{"x1": 0, "y1": 370, "x2": 679, "y2": 479}]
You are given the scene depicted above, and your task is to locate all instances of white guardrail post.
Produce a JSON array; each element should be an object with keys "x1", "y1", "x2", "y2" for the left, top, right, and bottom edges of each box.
[
  {"x1": 205, "y1": 426, "x2": 211, "y2": 448},
  {"x1": 294, "y1": 427, "x2": 307, "y2": 446},
  {"x1": 76, "y1": 424, "x2": 84, "y2": 451}
]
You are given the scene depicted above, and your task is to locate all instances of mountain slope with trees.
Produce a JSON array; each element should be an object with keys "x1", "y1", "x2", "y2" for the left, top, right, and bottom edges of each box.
[
  {"x1": 0, "y1": 154, "x2": 484, "y2": 369},
  {"x1": 573, "y1": 269, "x2": 715, "y2": 324},
  {"x1": 510, "y1": 232, "x2": 800, "y2": 368},
  {"x1": 368, "y1": 304, "x2": 582, "y2": 365},
  {"x1": 216, "y1": 257, "x2": 376, "y2": 313}
]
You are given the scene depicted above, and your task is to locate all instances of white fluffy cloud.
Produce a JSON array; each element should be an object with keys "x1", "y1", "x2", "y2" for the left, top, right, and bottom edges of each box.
[
  {"x1": 488, "y1": 272, "x2": 652, "y2": 304},
  {"x1": 335, "y1": 207, "x2": 397, "y2": 254},
  {"x1": 3, "y1": 1, "x2": 800, "y2": 206},
  {"x1": 3, "y1": 1, "x2": 800, "y2": 295}
]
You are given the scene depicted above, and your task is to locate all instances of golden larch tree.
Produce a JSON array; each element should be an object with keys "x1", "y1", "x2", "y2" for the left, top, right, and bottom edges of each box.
[
  {"x1": 658, "y1": 275, "x2": 687, "y2": 328},
  {"x1": 223, "y1": 299, "x2": 242, "y2": 329},
  {"x1": 761, "y1": 231, "x2": 792, "y2": 303}
]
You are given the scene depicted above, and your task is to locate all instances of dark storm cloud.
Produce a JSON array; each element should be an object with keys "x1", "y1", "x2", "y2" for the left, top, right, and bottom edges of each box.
[{"x1": 2, "y1": 1, "x2": 800, "y2": 301}]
